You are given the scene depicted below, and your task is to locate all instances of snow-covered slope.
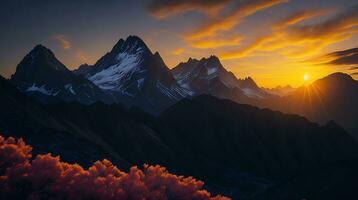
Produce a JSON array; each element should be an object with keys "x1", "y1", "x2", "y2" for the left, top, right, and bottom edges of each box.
[
  {"x1": 74, "y1": 36, "x2": 188, "y2": 113},
  {"x1": 171, "y1": 55, "x2": 274, "y2": 101}
]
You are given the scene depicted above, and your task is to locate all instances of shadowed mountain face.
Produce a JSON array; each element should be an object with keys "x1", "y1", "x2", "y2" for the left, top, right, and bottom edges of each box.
[
  {"x1": 172, "y1": 56, "x2": 274, "y2": 100},
  {"x1": 258, "y1": 72, "x2": 358, "y2": 138},
  {"x1": 0, "y1": 75, "x2": 175, "y2": 168},
  {"x1": 1, "y1": 76, "x2": 358, "y2": 199},
  {"x1": 10, "y1": 45, "x2": 114, "y2": 105}
]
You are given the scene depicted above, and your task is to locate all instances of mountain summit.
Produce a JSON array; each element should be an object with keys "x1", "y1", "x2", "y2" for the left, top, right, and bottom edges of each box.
[
  {"x1": 74, "y1": 35, "x2": 188, "y2": 113},
  {"x1": 11, "y1": 45, "x2": 113, "y2": 104},
  {"x1": 11, "y1": 45, "x2": 69, "y2": 84},
  {"x1": 172, "y1": 55, "x2": 273, "y2": 100}
]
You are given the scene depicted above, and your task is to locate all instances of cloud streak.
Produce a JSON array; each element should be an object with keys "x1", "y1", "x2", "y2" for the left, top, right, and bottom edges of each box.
[
  {"x1": 187, "y1": 0, "x2": 287, "y2": 40},
  {"x1": 221, "y1": 5, "x2": 358, "y2": 60},
  {"x1": 148, "y1": 0, "x2": 287, "y2": 49},
  {"x1": 308, "y1": 47, "x2": 358, "y2": 67},
  {"x1": 325, "y1": 48, "x2": 358, "y2": 65},
  {"x1": 51, "y1": 34, "x2": 72, "y2": 49},
  {"x1": 191, "y1": 36, "x2": 241, "y2": 49}
]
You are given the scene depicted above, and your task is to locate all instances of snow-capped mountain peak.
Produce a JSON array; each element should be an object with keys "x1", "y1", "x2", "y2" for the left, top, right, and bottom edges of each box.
[
  {"x1": 74, "y1": 35, "x2": 188, "y2": 113},
  {"x1": 172, "y1": 55, "x2": 275, "y2": 100}
]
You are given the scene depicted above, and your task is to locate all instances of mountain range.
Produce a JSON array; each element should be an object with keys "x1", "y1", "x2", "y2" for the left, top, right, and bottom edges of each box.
[
  {"x1": 7, "y1": 34, "x2": 358, "y2": 142},
  {"x1": 10, "y1": 35, "x2": 273, "y2": 114}
]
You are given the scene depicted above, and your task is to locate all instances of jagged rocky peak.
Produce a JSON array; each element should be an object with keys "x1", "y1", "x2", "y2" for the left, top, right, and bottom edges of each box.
[
  {"x1": 83, "y1": 35, "x2": 153, "y2": 77},
  {"x1": 11, "y1": 44, "x2": 70, "y2": 84},
  {"x1": 17, "y1": 45, "x2": 68, "y2": 72},
  {"x1": 30, "y1": 44, "x2": 55, "y2": 58},
  {"x1": 173, "y1": 55, "x2": 225, "y2": 76},
  {"x1": 10, "y1": 45, "x2": 114, "y2": 104},
  {"x1": 75, "y1": 35, "x2": 186, "y2": 113},
  {"x1": 73, "y1": 63, "x2": 92, "y2": 76},
  {"x1": 203, "y1": 55, "x2": 221, "y2": 63},
  {"x1": 86, "y1": 35, "x2": 177, "y2": 92},
  {"x1": 239, "y1": 76, "x2": 258, "y2": 87},
  {"x1": 110, "y1": 35, "x2": 151, "y2": 56}
]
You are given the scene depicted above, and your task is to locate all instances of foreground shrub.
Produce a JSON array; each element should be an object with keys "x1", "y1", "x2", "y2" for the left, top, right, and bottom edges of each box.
[{"x1": 0, "y1": 135, "x2": 229, "y2": 200}]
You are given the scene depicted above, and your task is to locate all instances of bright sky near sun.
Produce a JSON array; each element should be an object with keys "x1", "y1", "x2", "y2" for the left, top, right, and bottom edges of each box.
[{"x1": 1, "y1": 0, "x2": 358, "y2": 87}]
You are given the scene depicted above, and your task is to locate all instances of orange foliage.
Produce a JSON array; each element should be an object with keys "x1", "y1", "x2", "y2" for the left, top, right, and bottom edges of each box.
[{"x1": 0, "y1": 135, "x2": 230, "y2": 200}]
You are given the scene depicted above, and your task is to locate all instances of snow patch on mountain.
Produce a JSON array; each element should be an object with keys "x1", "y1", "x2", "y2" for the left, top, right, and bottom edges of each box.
[
  {"x1": 207, "y1": 67, "x2": 218, "y2": 75},
  {"x1": 137, "y1": 78, "x2": 145, "y2": 89},
  {"x1": 65, "y1": 84, "x2": 76, "y2": 95},
  {"x1": 242, "y1": 88, "x2": 264, "y2": 99},
  {"x1": 26, "y1": 84, "x2": 58, "y2": 96},
  {"x1": 156, "y1": 81, "x2": 179, "y2": 100},
  {"x1": 89, "y1": 52, "x2": 143, "y2": 91}
]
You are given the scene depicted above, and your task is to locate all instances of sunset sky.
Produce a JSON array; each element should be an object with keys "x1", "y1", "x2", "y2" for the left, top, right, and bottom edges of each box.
[{"x1": 1, "y1": 0, "x2": 358, "y2": 87}]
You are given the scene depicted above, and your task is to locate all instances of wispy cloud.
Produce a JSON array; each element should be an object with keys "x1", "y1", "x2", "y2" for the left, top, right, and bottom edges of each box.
[
  {"x1": 308, "y1": 47, "x2": 358, "y2": 67},
  {"x1": 191, "y1": 36, "x2": 241, "y2": 49},
  {"x1": 172, "y1": 48, "x2": 184, "y2": 55},
  {"x1": 51, "y1": 34, "x2": 72, "y2": 49},
  {"x1": 186, "y1": 0, "x2": 287, "y2": 40},
  {"x1": 221, "y1": 5, "x2": 358, "y2": 60},
  {"x1": 76, "y1": 50, "x2": 91, "y2": 63},
  {"x1": 273, "y1": 9, "x2": 331, "y2": 28},
  {"x1": 326, "y1": 48, "x2": 358, "y2": 65},
  {"x1": 148, "y1": 0, "x2": 287, "y2": 49}
]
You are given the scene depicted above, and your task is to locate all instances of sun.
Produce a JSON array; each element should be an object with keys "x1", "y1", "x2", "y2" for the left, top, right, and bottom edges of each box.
[{"x1": 303, "y1": 73, "x2": 310, "y2": 81}]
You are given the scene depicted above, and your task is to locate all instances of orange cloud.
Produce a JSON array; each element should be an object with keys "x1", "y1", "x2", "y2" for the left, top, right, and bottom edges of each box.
[
  {"x1": 273, "y1": 9, "x2": 331, "y2": 29},
  {"x1": 191, "y1": 36, "x2": 241, "y2": 49},
  {"x1": 172, "y1": 48, "x2": 184, "y2": 55},
  {"x1": 221, "y1": 6, "x2": 358, "y2": 60},
  {"x1": 51, "y1": 34, "x2": 72, "y2": 49},
  {"x1": 148, "y1": 0, "x2": 231, "y2": 19},
  {"x1": 187, "y1": 0, "x2": 288, "y2": 40},
  {"x1": 76, "y1": 50, "x2": 91, "y2": 63},
  {"x1": 221, "y1": 35, "x2": 274, "y2": 59},
  {"x1": 286, "y1": 7, "x2": 358, "y2": 41}
]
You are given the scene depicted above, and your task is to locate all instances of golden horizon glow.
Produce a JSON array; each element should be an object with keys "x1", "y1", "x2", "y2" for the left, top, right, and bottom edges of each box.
[
  {"x1": 1, "y1": 0, "x2": 357, "y2": 89},
  {"x1": 153, "y1": 1, "x2": 358, "y2": 88}
]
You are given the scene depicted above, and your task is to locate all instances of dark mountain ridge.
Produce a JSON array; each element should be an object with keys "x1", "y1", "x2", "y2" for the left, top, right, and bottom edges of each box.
[
  {"x1": 1, "y1": 76, "x2": 358, "y2": 199},
  {"x1": 257, "y1": 72, "x2": 358, "y2": 138}
]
